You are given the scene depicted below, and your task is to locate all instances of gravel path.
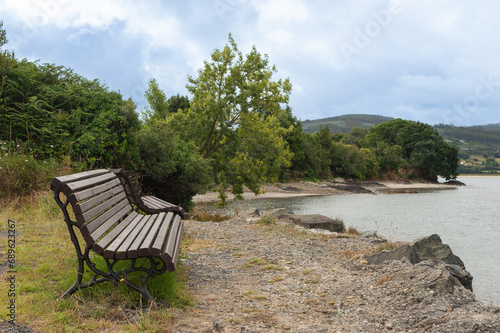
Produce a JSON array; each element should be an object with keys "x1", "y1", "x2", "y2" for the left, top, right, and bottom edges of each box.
[{"x1": 173, "y1": 212, "x2": 500, "y2": 332}]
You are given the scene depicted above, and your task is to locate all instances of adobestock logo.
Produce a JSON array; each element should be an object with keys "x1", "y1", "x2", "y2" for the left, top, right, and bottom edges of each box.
[
  {"x1": 339, "y1": 0, "x2": 406, "y2": 64},
  {"x1": 443, "y1": 74, "x2": 500, "y2": 125},
  {"x1": 9, "y1": 0, "x2": 68, "y2": 47}
]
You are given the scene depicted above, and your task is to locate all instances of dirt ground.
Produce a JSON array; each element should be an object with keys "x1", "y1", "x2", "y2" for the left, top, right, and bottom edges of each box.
[{"x1": 173, "y1": 182, "x2": 500, "y2": 333}]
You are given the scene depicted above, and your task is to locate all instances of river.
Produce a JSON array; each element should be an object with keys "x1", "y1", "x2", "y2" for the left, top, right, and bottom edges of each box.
[{"x1": 214, "y1": 176, "x2": 500, "y2": 306}]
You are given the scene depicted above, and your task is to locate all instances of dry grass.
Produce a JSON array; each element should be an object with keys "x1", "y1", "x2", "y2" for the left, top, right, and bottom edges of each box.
[
  {"x1": 0, "y1": 191, "x2": 193, "y2": 332},
  {"x1": 189, "y1": 208, "x2": 232, "y2": 222},
  {"x1": 376, "y1": 274, "x2": 394, "y2": 285}
]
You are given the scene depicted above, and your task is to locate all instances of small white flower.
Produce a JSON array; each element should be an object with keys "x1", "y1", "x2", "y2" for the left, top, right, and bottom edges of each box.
[
  {"x1": 25, "y1": 159, "x2": 28, "y2": 162},
  {"x1": 16, "y1": 144, "x2": 20, "y2": 147},
  {"x1": 50, "y1": 145, "x2": 54, "y2": 148}
]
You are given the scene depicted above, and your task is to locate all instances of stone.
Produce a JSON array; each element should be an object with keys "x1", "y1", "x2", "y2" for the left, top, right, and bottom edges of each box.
[
  {"x1": 393, "y1": 260, "x2": 472, "y2": 295},
  {"x1": 288, "y1": 214, "x2": 344, "y2": 233},
  {"x1": 445, "y1": 264, "x2": 473, "y2": 291},
  {"x1": 410, "y1": 234, "x2": 465, "y2": 269},
  {"x1": 366, "y1": 245, "x2": 420, "y2": 265}
]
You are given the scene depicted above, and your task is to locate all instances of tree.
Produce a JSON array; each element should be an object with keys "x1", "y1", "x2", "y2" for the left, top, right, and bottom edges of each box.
[
  {"x1": 142, "y1": 78, "x2": 168, "y2": 122},
  {"x1": 170, "y1": 34, "x2": 293, "y2": 204},
  {"x1": 0, "y1": 21, "x2": 15, "y2": 69},
  {"x1": 362, "y1": 119, "x2": 459, "y2": 180},
  {"x1": 167, "y1": 93, "x2": 190, "y2": 114}
]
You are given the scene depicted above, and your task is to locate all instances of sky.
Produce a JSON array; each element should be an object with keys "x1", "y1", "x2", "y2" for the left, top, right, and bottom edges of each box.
[{"x1": 1, "y1": 0, "x2": 500, "y2": 126}]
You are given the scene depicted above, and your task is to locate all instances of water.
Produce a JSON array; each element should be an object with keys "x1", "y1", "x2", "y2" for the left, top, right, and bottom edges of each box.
[{"x1": 216, "y1": 176, "x2": 500, "y2": 306}]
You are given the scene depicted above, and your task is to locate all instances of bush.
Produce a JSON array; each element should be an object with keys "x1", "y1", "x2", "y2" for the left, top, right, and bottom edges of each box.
[
  {"x1": 0, "y1": 141, "x2": 65, "y2": 198},
  {"x1": 137, "y1": 121, "x2": 212, "y2": 210}
]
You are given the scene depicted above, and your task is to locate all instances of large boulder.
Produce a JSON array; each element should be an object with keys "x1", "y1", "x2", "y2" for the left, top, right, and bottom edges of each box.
[
  {"x1": 393, "y1": 260, "x2": 473, "y2": 294},
  {"x1": 410, "y1": 234, "x2": 465, "y2": 269},
  {"x1": 288, "y1": 214, "x2": 344, "y2": 233},
  {"x1": 366, "y1": 234, "x2": 472, "y2": 291},
  {"x1": 366, "y1": 245, "x2": 420, "y2": 265}
]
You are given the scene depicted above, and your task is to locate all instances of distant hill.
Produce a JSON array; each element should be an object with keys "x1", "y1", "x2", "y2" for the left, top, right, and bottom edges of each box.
[
  {"x1": 301, "y1": 114, "x2": 394, "y2": 134},
  {"x1": 433, "y1": 123, "x2": 500, "y2": 174},
  {"x1": 434, "y1": 123, "x2": 500, "y2": 146}
]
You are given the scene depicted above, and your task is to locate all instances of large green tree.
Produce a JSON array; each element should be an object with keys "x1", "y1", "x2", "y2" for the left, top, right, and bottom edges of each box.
[
  {"x1": 362, "y1": 119, "x2": 459, "y2": 180},
  {"x1": 170, "y1": 34, "x2": 293, "y2": 203}
]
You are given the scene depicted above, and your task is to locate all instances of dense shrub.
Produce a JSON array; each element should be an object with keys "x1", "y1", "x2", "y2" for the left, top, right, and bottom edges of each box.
[
  {"x1": 137, "y1": 121, "x2": 212, "y2": 210},
  {"x1": 0, "y1": 141, "x2": 67, "y2": 198}
]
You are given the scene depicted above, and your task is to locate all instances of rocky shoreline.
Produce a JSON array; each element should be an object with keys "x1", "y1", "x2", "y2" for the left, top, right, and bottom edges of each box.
[
  {"x1": 173, "y1": 209, "x2": 500, "y2": 332},
  {"x1": 192, "y1": 178, "x2": 463, "y2": 203}
]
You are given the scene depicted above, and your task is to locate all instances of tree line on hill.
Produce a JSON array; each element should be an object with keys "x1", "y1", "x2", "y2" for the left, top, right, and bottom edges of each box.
[{"x1": 0, "y1": 24, "x2": 459, "y2": 208}]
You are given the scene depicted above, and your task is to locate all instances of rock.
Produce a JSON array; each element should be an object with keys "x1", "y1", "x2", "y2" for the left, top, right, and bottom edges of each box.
[
  {"x1": 366, "y1": 245, "x2": 420, "y2": 265},
  {"x1": 333, "y1": 177, "x2": 346, "y2": 183},
  {"x1": 445, "y1": 264, "x2": 473, "y2": 291},
  {"x1": 393, "y1": 260, "x2": 472, "y2": 295},
  {"x1": 275, "y1": 208, "x2": 294, "y2": 218},
  {"x1": 251, "y1": 209, "x2": 261, "y2": 217},
  {"x1": 410, "y1": 234, "x2": 465, "y2": 269},
  {"x1": 288, "y1": 214, "x2": 344, "y2": 232},
  {"x1": 366, "y1": 234, "x2": 473, "y2": 291},
  {"x1": 444, "y1": 180, "x2": 466, "y2": 186}
]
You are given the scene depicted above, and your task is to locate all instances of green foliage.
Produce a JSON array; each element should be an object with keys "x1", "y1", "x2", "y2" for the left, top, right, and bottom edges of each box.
[
  {"x1": 167, "y1": 93, "x2": 190, "y2": 114},
  {"x1": 0, "y1": 141, "x2": 65, "y2": 198},
  {"x1": 362, "y1": 119, "x2": 459, "y2": 180},
  {"x1": 168, "y1": 34, "x2": 293, "y2": 205},
  {"x1": 137, "y1": 121, "x2": 212, "y2": 209},
  {"x1": 0, "y1": 55, "x2": 141, "y2": 170},
  {"x1": 142, "y1": 78, "x2": 169, "y2": 122}
]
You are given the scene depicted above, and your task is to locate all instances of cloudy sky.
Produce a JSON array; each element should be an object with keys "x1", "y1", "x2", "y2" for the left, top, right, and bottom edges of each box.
[{"x1": 1, "y1": 0, "x2": 500, "y2": 126}]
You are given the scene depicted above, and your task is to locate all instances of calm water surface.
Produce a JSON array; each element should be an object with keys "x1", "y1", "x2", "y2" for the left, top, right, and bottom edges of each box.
[{"x1": 218, "y1": 176, "x2": 500, "y2": 306}]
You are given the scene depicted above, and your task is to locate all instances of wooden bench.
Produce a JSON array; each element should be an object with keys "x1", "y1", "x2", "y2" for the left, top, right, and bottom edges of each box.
[{"x1": 50, "y1": 168, "x2": 187, "y2": 303}]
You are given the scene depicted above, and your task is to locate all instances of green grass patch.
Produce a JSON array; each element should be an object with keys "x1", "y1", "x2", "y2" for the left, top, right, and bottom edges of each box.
[{"x1": 0, "y1": 191, "x2": 192, "y2": 332}]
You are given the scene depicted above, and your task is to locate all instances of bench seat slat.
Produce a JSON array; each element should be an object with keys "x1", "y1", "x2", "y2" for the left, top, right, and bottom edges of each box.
[
  {"x1": 103, "y1": 214, "x2": 144, "y2": 258},
  {"x1": 145, "y1": 196, "x2": 176, "y2": 208},
  {"x1": 137, "y1": 212, "x2": 165, "y2": 257},
  {"x1": 161, "y1": 214, "x2": 183, "y2": 271},
  {"x1": 75, "y1": 183, "x2": 124, "y2": 215},
  {"x1": 93, "y1": 212, "x2": 139, "y2": 255},
  {"x1": 169, "y1": 220, "x2": 183, "y2": 272},
  {"x1": 150, "y1": 212, "x2": 174, "y2": 257},
  {"x1": 126, "y1": 215, "x2": 158, "y2": 259},
  {"x1": 114, "y1": 215, "x2": 151, "y2": 260},
  {"x1": 142, "y1": 196, "x2": 166, "y2": 209},
  {"x1": 80, "y1": 199, "x2": 131, "y2": 236}
]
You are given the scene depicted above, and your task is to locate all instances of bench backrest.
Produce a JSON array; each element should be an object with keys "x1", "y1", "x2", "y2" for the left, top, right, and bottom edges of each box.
[{"x1": 50, "y1": 169, "x2": 133, "y2": 246}]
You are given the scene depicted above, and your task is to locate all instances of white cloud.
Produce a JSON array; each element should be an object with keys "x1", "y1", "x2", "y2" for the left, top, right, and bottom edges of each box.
[{"x1": 2, "y1": 0, "x2": 500, "y2": 125}]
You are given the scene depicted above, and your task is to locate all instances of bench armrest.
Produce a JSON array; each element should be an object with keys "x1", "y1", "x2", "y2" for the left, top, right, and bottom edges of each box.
[{"x1": 109, "y1": 168, "x2": 188, "y2": 219}]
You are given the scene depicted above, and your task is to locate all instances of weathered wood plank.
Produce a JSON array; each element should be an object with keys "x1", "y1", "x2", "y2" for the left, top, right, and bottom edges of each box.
[
  {"x1": 75, "y1": 184, "x2": 125, "y2": 215},
  {"x1": 137, "y1": 212, "x2": 165, "y2": 257},
  {"x1": 103, "y1": 213, "x2": 144, "y2": 259},
  {"x1": 50, "y1": 169, "x2": 109, "y2": 192},
  {"x1": 127, "y1": 214, "x2": 157, "y2": 258},
  {"x1": 150, "y1": 212, "x2": 174, "y2": 257},
  {"x1": 93, "y1": 212, "x2": 138, "y2": 255},
  {"x1": 77, "y1": 191, "x2": 127, "y2": 225},
  {"x1": 80, "y1": 199, "x2": 131, "y2": 235},
  {"x1": 114, "y1": 215, "x2": 150, "y2": 260},
  {"x1": 161, "y1": 214, "x2": 182, "y2": 269},
  {"x1": 70, "y1": 178, "x2": 122, "y2": 207}
]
